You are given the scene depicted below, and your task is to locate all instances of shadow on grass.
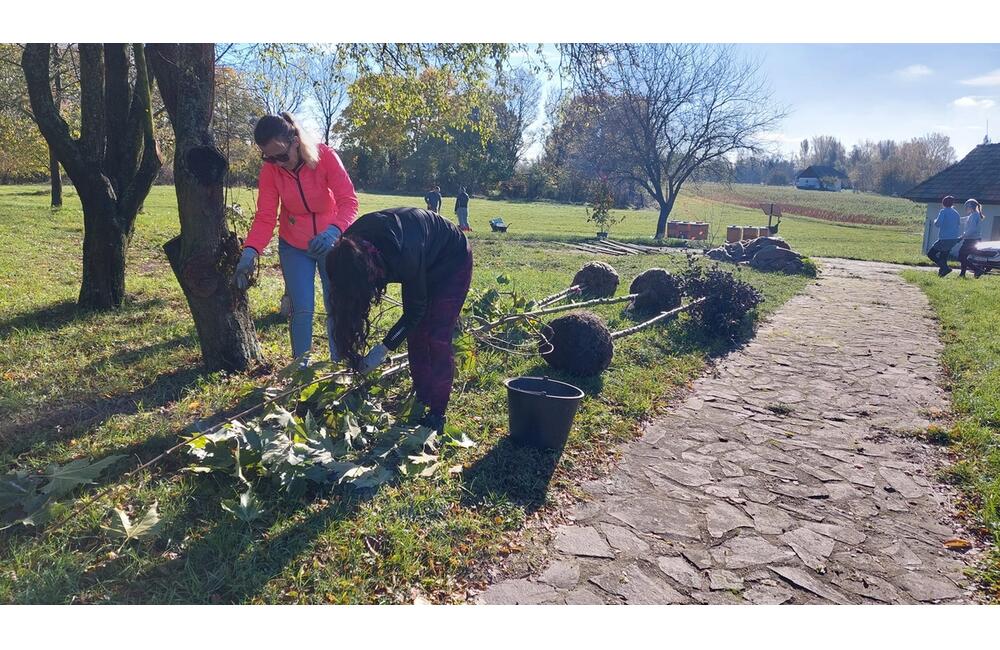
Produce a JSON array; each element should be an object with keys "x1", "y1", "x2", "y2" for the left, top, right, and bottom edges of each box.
[
  {"x1": 80, "y1": 484, "x2": 362, "y2": 604},
  {"x1": 462, "y1": 437, "x2": 563, "y2": 514},
  {"x1": 0, "y1": 365, "x2": 207, "y2": 457},
  {"x1": 1, "y1": 306, "x2": 292, "y2": 456},
  {"x1": 0, "y1": 297, "x2": 167, "y2": 340}
]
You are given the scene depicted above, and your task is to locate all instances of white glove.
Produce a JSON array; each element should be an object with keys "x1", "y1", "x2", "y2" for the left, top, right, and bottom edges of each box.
[
  {"x1": 359, "y1": 343, "x2": 389, "y2": 375},
  {"x1": 234, "y1": 248, "x2": 258, "y2": 290}
]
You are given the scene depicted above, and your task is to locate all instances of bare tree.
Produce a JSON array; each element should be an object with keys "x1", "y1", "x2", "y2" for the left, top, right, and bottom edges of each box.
[
  {"x1": 22, "y1": 43, "x2": 161, "y2": 309},
  {"x1": 230, "y1": 44, "x2": 309, "y2": 115},
  {"x1": 561, "y1": 44, "x2": 785, "y2": 238},
  {"x1": 306, "y1": 52, "x2": 349, "y2": 145},
  {"x1": 494, "y1": 67, "x2": 542, "y2": 166}
]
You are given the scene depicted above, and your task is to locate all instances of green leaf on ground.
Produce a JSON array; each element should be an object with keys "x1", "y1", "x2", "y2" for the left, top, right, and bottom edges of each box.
[
  {"x1": 107, "y1": 502, "x2": 163, "y2": 548},
  {"x1": 40, "y1": 455, "x2": 125, "y2": 499},
  {"x1": 221, "y1": 490, "x2": 266, "y2": 525}
]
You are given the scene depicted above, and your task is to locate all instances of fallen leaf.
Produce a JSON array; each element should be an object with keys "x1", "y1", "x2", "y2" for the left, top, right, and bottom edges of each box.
[{"x1": 943, "y1": 537, "x2": 972, "y2": 550}]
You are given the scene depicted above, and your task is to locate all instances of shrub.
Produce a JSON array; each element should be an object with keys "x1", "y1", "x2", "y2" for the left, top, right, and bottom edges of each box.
[{"x1": 682, "y1": 255, "x2": 764, "y2": 343}]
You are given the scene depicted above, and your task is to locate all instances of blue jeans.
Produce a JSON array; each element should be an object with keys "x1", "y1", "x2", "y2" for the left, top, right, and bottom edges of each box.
[{"x1": 278, "y1": 238, "x2": 337, "y2": 361}]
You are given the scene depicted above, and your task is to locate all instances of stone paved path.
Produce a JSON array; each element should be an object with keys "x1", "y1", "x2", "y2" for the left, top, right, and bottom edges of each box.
[{"x1": 476, "y1": 259, "x2": 978, "y2": 604}]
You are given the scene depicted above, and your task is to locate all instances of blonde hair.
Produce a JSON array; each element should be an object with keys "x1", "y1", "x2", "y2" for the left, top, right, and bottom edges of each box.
[{"x1": 279, "y1": 112, "x2": 320, "y2": 170}]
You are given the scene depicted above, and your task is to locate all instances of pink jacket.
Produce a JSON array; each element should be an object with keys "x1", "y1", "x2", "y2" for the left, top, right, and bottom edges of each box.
[{"x1": 244, "y1": 143, "x2": 359, "y2": 253}]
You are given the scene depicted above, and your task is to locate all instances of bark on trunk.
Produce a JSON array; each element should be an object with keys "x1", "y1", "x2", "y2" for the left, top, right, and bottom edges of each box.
[
  {"x1": 654, "y1": 197, "x2": 676, "y2": 240},
  {"x1": 48, "y1": 147, "x2": 62, "y2": 208},
  {"x1": 149, "y1": 43, "x2": 263, "y2": 372},
  {"x1": 22, "y1": 43, "x2": 161, "y2": 311},
  {"x1": 78, "y1": 197, "x2": 130, "y2": 309}
]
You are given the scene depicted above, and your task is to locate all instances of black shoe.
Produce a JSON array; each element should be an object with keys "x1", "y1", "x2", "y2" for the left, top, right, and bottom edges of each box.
[
  {"x1": 974, "y1": 267, "x2": 985, "y2": 279},
  {"x1": 938, "y1": 267, "x2": 952, "y2": 277},
  {"x1": 418, "y1": 412, "x2": 446, "y2": 432}
]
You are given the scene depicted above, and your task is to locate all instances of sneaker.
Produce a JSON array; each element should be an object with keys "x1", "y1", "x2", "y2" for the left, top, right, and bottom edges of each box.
[
  {"x1": 938, "y1": 267, "x2": 952, "y2": 277},
  {"x1": 974, "y1": 267, "x2": 986, "y2": 279}
]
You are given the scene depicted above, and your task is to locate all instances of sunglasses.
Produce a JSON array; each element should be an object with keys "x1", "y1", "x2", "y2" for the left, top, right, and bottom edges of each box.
[{"x1": 261, "y1": 138, "x2": 296, "y2": 164}]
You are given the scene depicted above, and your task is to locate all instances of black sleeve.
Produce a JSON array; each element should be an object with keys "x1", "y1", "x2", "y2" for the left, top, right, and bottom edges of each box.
[{"x1": 381, "y1": 251, "x2": 428, "y2": 350}]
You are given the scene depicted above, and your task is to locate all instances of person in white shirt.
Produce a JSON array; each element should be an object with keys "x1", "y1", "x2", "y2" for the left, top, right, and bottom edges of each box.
[{"x1": 958, "y1": 198, "x2": 985, "y2": 278}]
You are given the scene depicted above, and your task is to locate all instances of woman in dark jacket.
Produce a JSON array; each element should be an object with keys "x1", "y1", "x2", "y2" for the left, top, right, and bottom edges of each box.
[{"x1": 325, "y1": 207, "x2": 473, "y2": 430}]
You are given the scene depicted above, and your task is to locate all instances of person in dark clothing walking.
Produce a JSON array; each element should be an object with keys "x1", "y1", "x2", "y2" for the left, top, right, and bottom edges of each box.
[
  {"x1": 454, "y1": 186, "x2": 471, "y2": 231},
  {"x1": 324, "y1": 207, "x2": 473, "y2": 431},
  {"x1": 423, "y1": 185, "x2": 442, "y2": 213}
]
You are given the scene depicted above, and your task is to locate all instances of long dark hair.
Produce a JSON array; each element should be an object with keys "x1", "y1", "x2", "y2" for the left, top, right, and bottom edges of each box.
[{"x1": 325, "y1": 236, "x2": 386, "y2": 370}]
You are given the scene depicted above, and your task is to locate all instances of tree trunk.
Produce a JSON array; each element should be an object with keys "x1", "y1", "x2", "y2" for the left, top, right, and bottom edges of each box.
[
  {"x1": 654, "y1": 194, "x2": 677, "y2": 240},
  {"x1": 78, "y1": 201, "x2": 129, "y2": 309},
  {"x1": 149, "y1": 44, "x2": 263, "y2": 372},
  {"x1": 22, "y1": 43, "x2": 161, "y2": 312},
  {"x1": 48, "y1": 147, "x2": 62, "y2": 208}
]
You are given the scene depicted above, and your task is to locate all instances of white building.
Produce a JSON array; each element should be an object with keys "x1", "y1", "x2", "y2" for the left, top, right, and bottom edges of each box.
[
  {"x1": 795, "y1": 165, "x2": 849, "y2": 191},
  {"x1": 903, "y1": 143, "x2": 1000, "y2": 255}
]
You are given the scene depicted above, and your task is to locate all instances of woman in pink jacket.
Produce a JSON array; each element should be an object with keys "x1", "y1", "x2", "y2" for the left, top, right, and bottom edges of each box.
[{"x1": 234, "y1": 113, "x2": 359, "y2": 363}]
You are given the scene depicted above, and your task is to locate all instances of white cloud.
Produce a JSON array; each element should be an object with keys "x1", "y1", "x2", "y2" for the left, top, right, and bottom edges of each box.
[
  {"x1": 960, "y1": 69, "x2": 1000, "y2": 86},
  {"x1": 953, "y1": 96, "x2": 996, "y2": 109},
  {"x1": 896, "y1": 64, "x2": 933, "y2": 79}
]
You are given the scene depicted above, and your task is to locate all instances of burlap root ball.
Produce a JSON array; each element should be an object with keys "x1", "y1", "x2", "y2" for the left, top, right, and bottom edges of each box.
[
  {"x1": 628, "y1": 268, "x2": 683, "y2": 313},
  {"x1": 540, "y1": 311, "x2": 615, "y2": 376},
  {"x1": 571, "y1": 261, "x2": 620, "y2": 298}
]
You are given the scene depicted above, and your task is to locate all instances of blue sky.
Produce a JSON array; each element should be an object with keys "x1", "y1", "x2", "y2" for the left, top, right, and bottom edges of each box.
[{"x1": 524, "y1": 43, "x2": 1000, "y2": 162}]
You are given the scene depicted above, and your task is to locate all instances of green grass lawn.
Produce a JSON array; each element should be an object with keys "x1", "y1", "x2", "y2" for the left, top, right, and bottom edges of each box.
[
  {"x1": 0, "y1": 182, "x2": 799, "y2": 603},
  {"x1": 904, "y1": 270, "x2": 1000, "y2": 597}
]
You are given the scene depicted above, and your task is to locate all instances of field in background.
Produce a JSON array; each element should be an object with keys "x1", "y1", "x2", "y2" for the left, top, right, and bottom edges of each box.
[
  {"x1": 0, "y1": 183, "x2": 930, "y2": 268},
  {"x1": 689, "y1": 182, "x2": 927, "y2": 227}
]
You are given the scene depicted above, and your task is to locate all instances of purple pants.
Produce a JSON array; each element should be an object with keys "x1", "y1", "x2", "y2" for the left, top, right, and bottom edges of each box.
[{"x1": 407, "y1": 249, "x2": 473, "y2": 417}]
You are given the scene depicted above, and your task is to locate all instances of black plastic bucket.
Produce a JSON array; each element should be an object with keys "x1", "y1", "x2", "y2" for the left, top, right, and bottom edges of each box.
[{"x1": 504, "y1": 376, "x2": 585, "y2": 450}]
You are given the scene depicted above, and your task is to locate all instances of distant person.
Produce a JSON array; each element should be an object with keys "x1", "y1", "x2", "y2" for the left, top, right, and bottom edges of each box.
[
  {"x1": 958, "y1": 198, "x2": 985, "y2": 278},
  {"x1": 927, "y1": 195, "x2": 961, "y2": 277},
  {"x1": 424, "y1": 185, "x2": 442, "y2": 213},
  {"x1": 454, "y1": 186, "x2": 471, "y2": 231}
]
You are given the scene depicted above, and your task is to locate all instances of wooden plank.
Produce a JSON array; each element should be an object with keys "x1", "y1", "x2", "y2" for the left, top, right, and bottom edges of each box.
[
  {"x1": 600, "y1": 240, "x2": 646, "y2": 255},
  {"x1": 609, "y1": 240, "x2": 661, "y2": 253},
  {"x1": 572, "y1": 242, "x2": 627, "y2": 256},
  {"x1": 588, "y1": 241, "x2": 632, "y2": 255}
]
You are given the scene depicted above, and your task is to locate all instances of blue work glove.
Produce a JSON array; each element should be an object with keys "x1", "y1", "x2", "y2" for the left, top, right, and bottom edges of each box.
[
  {"x1": 307, "y1": 225, "x2": 342, "y2": 258},
  {"x1": 234, "y1": 248, "x2": 258, "y2": 290},
  {"x1": 359, "y1": 343, "x2": 389, "y2": 375}
]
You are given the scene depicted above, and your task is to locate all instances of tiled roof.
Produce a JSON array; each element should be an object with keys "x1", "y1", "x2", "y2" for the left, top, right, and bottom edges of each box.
[
  {"x1": 904, "y1": 143, "x2": 1000, "y2": 204},
  {"x1": 796, "y1": 165, "x2": 849, "y2": 180}
]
